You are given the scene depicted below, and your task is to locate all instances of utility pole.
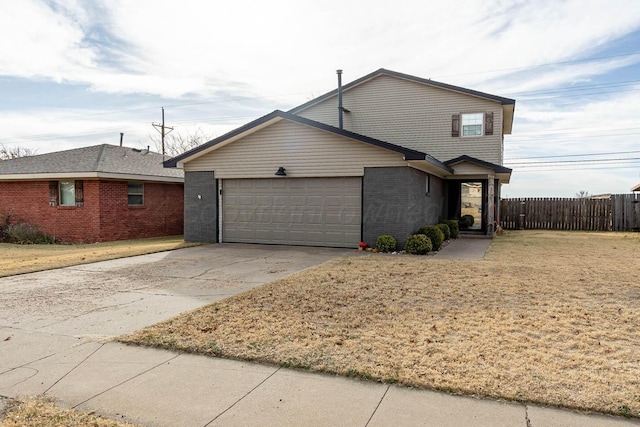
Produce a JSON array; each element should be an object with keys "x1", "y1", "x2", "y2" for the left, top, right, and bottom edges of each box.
[{"x1": 152, "y1": 107, "x2": 174, "y2": 156}]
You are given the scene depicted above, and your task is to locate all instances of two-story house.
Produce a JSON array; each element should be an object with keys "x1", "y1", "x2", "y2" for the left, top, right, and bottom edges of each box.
[{"x1": 164, "y1": 69, "x2": 514, "y2": 248}]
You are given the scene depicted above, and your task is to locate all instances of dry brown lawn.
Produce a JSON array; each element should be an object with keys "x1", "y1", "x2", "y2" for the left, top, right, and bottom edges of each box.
[
  {"x1": 120, "y1": 231, "x2": 640, "y2": 418},
  {"x1": 0, "y1": 236, "x2": 198, "y2": 277},
  {"x1": 0, "y1": 396, "x2": 140, "y2": 427}
]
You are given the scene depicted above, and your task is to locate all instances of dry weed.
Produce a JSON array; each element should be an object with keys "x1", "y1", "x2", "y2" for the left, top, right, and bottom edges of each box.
[
  {"x1": 121, "y1": 231, "x2": 640, "y2": 417},
  {"x1": 0, "y1": 396, "x2": 140, "y2": 427}
]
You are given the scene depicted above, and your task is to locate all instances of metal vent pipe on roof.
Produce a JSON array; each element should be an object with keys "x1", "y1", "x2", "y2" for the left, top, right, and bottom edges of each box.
[
  {"x1": 119, "y1": 132, "x2": 124, "y2": 147},
  {"x1": 337, "y1": 69, "x2": 344, "y2": 129}
]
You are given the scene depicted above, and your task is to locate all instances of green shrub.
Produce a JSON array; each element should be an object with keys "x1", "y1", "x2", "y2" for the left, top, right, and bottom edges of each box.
[
  {"x1": 417, "y1": 225, "x2": 445, "y2": 251},
  {"x1": 404, "y1": 234, "x2": 432, "y2": 255},
  {"x1": 376, "y1": 234, "x2": 397, "y2": 252},
  {"x1": 443, "y1": 219, "x2": 459, "y2": 239},
  {"x1": 436, "y1": 223, "x2": 450, "y2": 240},
  {"x1": 7, "y1": 222, "x2": 55, "y2": 244},
  {"x1": 459, "y1": 214, "x2": 475, "y2": 229}
]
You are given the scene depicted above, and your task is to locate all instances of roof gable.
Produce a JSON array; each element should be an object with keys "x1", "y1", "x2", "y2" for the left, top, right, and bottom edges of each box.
[
  {"x1": 0, "y1": 144, "x2": 183, "y2": 182},
  {"x1": 289, "y1": 68, "x2": 515, "y2": 135},
  {"x1": 164, "y1": 110, "x2": 452, "y2": 173}
]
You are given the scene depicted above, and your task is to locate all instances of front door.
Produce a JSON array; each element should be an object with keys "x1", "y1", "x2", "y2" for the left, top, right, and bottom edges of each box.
[
  {"x1": 460, "y1": 182, "x2": 483, "y2": 231},
  {"x1": 447, "y1": 180, "x2": 487, "y2": 233}
]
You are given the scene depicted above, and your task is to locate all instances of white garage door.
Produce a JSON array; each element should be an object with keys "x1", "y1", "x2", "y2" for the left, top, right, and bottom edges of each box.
[{"x1": 222, "y1": 177, "x2": 361, "y2": 248}]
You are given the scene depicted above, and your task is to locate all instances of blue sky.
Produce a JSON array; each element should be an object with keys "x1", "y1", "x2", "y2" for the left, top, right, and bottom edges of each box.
[{"x1": 1, "y1": 0, "x2": 640, "y2": 196}]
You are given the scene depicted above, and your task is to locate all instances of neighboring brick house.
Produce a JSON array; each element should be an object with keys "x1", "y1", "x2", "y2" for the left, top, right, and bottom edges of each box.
[
  {"x1": 165, "y1": 68, "x2": 515, "y2": 248},
  {"x1": 0, "y1": 144, "x2": 184, "y2": 242}
]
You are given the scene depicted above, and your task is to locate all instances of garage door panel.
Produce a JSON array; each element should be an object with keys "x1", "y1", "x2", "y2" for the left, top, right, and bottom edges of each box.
[{"x1": 223, "y1": 177, "x2": 361, "y2": 248}]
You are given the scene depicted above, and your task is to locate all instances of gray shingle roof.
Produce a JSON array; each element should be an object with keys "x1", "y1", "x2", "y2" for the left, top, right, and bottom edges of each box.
[{"x1": 0, "y1": 144, "x2": 183, "y2": 181}]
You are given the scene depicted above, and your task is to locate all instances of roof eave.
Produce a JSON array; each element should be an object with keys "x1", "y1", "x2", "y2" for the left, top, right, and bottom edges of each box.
[{"x1": 0, "y1": 172, "x2": 183, "y2": 183}]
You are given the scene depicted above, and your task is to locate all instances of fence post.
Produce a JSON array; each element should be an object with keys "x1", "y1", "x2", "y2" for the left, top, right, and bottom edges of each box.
[{"x1": 519, "y1": 200, "x2": 525, "y2": 230}]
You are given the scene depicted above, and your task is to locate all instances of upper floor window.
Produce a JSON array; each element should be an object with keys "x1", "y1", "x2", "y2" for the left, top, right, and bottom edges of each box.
[
  {"x1": 462, "y1": 113, "x2": 483, "y2": 136},
  {"x1": 452, "y1": 112, "x2": 494, "y2": 137},
  {"x1": 128, "y1": 182, "x2": 144, "y2": 206}
]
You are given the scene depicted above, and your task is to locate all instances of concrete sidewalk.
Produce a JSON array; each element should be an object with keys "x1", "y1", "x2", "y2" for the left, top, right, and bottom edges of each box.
[
  {"x1": 433, "y1": 234, "x2": 493, "y2": 260},
  {"x1": 2, "y1": 340, "x2": 638, "y2": 427},
  {"x1": 1, "y1": 243, "x2": 639, "y2": 426}
]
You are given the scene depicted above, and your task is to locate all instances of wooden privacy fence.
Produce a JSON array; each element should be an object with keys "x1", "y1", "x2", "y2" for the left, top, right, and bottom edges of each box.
[{"x1": 500, "y1": 194, "x2": 640, "y2": 231}]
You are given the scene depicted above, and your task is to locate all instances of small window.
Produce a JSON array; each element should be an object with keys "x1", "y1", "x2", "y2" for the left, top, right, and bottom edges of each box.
[
  {"x1": 59, "y1": 181, "x2": 75, "y2": 206},
  {"x1": 128, "y1": 182, "x2": 144, "y2": 206},
  {"x1": 462, "y1": 113, "x2": 483, "y2": 136}
]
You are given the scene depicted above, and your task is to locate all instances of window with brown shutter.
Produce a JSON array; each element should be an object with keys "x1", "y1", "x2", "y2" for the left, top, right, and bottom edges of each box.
[
  {"x1": 49, "y1": 181, "x2": 58, "y2": 206},
  {"x1": 451, "y1": 114, "x2": 460, "y2": 137},
  {"x1": 75, "y1": 180, "x2": 84, "y2": 206},
  {"x1": 485, "y1": 112, "x2": 494, "y2": 135}
]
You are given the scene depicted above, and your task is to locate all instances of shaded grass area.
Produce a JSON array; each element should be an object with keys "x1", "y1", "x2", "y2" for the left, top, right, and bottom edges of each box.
[
  {"x1": 120, "y1": 231, "x2": 640, "y2": 418},
  {"x1": 0, "y1": 236, "x2": 198, "y2": 277},
  {"x1": 0, "y1": 396, "x2": 140, "y2": 427}
]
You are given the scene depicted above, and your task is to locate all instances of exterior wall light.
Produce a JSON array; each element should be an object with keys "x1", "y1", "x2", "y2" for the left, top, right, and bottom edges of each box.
[{"x1": 275, "y1": 167, "x2": 287, "y2": 176}]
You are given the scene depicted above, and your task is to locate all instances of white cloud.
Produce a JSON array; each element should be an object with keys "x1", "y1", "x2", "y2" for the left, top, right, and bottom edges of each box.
[{"x1": 2, "y1": 0, "x2": 640, "y2": 196}]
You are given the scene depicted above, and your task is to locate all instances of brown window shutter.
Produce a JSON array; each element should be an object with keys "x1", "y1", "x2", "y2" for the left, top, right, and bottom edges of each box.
[
  {"x1": 75, "y1": 180, "x2": 84, "y2": 206},
  {"x1": 451, "y1": 114, "x2": 460, "y2": 137},
  {"x1": 485, "y1": 112, "x2": 494, "y2": 135},
  {"x1": 49, "y1": 181, "x2": 58, "y2": 206}
]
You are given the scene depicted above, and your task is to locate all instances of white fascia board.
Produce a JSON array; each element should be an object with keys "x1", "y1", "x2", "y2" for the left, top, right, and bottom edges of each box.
[{"x1": 0, "y1": 172, "x2": 183, "y2": 183}]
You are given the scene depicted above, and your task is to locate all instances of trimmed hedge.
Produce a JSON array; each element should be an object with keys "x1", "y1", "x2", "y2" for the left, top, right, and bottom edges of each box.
[
  {"x1": 443, "y1": 219, "x2": 459, "y2": 239},
  {"x1": 404, "y1": 234, "x2": 432, "y2": 255},
  {"x1": 417, "y1": 225, "x2": 445, "y2": 251},
  {"x1": 460, "y1": 214, "x2": 475, "y2": 229},
  {"x1": 436, "y1": 223, "x2": 450, "y2": 240},
  {"x1": 376, "y1": 234, "x2": 397, "y2": 253}
]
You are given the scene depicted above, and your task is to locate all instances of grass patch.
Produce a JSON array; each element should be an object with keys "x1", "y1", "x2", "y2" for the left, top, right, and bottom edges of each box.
[
  {"x1": 0, "y1": 396, "x2": 140, "y2": 426},
  {"x1": 0, "y1": 236, "x2": 199, "y2": 277},
  {"x1": 120, "y1": 231, "x2": 640, "y2": 418}
]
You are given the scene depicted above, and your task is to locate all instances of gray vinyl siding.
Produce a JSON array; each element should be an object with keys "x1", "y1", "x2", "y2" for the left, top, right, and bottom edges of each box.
[
  {"x1": 184, "y1": 119, "x2": 408, "y2": 178},
  {"x1": 297, "y1": 74, "x2": 504, "y2": 164}
]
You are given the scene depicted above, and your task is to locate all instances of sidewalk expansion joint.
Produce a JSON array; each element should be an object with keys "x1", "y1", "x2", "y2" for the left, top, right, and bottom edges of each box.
[
  {"x1": 44, "y1": 343, "x2": 105, "y2": 395},
  {"x1": 525, "y1": 405, "x2": 532, "y2": 427},
  {"x1": 71, "y1": 351, "x2": 181, "y2": 409},
  {"x1": 203, "y1": 366, "x2": 281, "y2": 427},
  {"x1": 365, "y1": 384, "x2": 390, "y2": 427}
]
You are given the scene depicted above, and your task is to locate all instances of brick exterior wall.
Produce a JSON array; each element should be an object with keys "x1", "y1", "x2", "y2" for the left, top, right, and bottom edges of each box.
[
  {"x1": 183, "y1": 171, "x2": 217, "y2": 243},
  {"x1": 0, "y1": 179, "x2": 183, "y2": 243},
  {"x1": 362, "y1": 167, "x2": 444, "y2": 249}
]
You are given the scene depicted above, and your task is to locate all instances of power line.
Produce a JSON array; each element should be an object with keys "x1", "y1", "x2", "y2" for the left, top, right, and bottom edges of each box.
[
  {"x1": 509, "y1": 157, "x2": 640, "y2": 167},
  {"x1": 505, "y1": 149, "x2": 640, "y2": 161}
]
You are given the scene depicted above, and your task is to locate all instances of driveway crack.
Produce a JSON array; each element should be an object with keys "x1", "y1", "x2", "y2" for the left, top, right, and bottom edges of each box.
[
  {"x1": 525, "y1": 405, "x2": 532, "y2": 427},
  {"x1": 35, "y1": 297, "x2": 145, "y2": 330}
]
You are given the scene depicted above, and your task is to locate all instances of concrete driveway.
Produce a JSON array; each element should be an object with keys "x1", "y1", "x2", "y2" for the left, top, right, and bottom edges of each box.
[{"x1": 0, "y1": 244, "x2": 354, "y2": 339}]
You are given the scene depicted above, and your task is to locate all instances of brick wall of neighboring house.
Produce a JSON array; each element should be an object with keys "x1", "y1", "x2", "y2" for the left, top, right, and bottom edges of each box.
[
  {"x1": 0, "y1": 180, "x2": 184, "y2": 243},
  {"x1": 98, "y1": 181, "x2": 184, "y2": 241}
]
